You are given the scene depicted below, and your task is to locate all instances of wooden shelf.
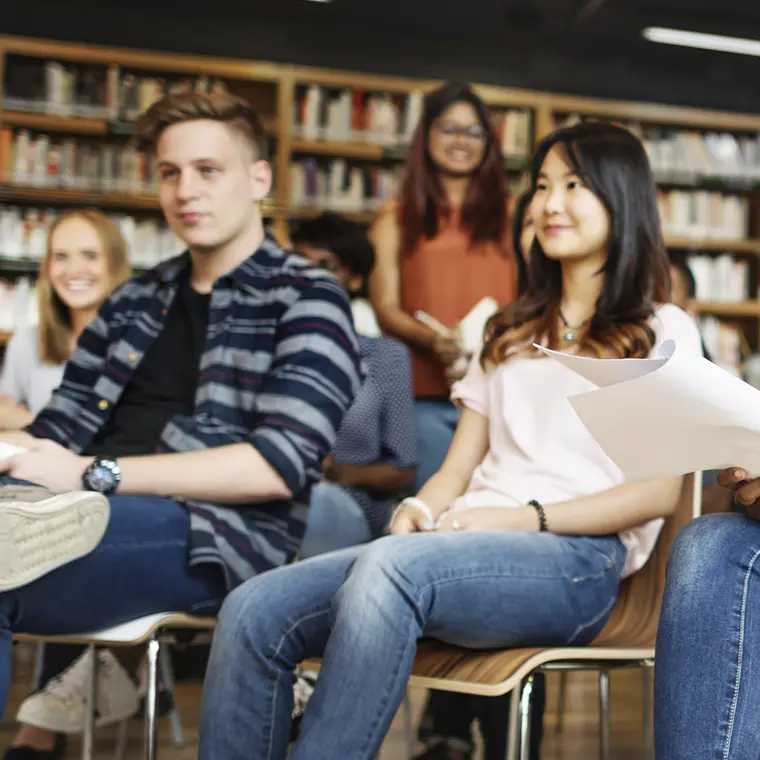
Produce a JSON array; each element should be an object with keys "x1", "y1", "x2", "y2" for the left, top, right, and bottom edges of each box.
[
  {"x1": 1, "y1": 35, "x2": 281, "y2": 83},
  {"x1": 288, "y1": 207, "x2": 377, "y2": 225},
  {"x1": 290, "y1": 138, "x2": 386, "y2": 161},
  {"x1": 1, "y1": 110, "x2": 108, "y2": 135},
  {"x1": 0, "y1": 256, "x2": 154, "y2": 275},
  {"x1": 1, "y1": 109, "x2": 277, "y2": 137},
  {"x1": 0, "y1": 185, "x2": 280, "y2": 218},
  {"x1": 694, "y1": 301, "x2": 760, "y2": 317},
  {"x1": 665, "y1": 237, "x2": 760, "y2": 254},
  {"x1": 0, "y1": 184, "x2": 162, "y2": 209}
]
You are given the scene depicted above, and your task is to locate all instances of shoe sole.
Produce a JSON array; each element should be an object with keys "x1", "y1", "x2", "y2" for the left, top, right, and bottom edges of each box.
[
  {"x1": 0, "y1": 492, "x2": 110, "y2": 591},
  {"x1": 0, "y1": 484, "x2": 54, "y2": 502}
]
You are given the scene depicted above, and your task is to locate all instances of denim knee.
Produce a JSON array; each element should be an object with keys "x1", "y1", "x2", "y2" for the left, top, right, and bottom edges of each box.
[
  {"x1": 216, "y1": 580, "x2": 261, "y2": 643},
  {"x1": 668, "y1": 514, "x2": 760, "y2": 594},
  {"x1": 333, "y1": 536, "x2": 416, "y2": 623}
]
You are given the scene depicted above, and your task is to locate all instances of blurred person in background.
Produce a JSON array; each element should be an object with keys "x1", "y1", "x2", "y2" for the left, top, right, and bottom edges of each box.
[
  {"x1": 368, "y1": 81, "x2": 516, "y2": 494},
  {"x1": 0, "y1": 210, "x2": 130, "y2": 431}
]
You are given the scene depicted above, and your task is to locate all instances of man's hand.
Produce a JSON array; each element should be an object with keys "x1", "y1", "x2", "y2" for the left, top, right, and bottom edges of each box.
[
  {"x1": 0, "y1": 439, "x2": 91, "y2": 494},
  {"x1": 0, "y1": 431, "x2": 36, "y2": 449},
  {"x1": 322, "y1": 454, "x2": 342, "y2": 483},
  {"x1": 432, "y1": 334, "x2": 462, "y2": 366}
]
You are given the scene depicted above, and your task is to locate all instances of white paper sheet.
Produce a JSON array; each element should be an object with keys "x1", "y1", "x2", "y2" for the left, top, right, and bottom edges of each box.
[{"x1": 536, "y1": 340, "x2": 760, "y2": 481}]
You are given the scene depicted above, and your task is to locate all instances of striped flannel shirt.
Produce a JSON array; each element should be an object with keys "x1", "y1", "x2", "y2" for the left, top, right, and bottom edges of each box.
[{"x1": 26, "y1": 235, "x2": 364, "y2": 589}]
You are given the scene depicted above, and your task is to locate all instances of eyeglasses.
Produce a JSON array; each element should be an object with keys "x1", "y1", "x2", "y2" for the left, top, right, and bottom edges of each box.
[{"x1": 434, "y1": 120, "x2": 488, "y2": 141}]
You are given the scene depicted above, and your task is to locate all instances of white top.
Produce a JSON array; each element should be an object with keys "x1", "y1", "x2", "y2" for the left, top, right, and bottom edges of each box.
[
  {"x1": 450, "y1": 303, "x2": 703, "y2": 578},
  {"x1": 0, "y1": 325, "x2": 65, "y2": 414}
]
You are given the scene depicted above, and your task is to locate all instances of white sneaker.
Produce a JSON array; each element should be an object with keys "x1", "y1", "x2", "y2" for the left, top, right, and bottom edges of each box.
[
  {"x1": 17, "y1": 649, "x2": 139, "y2": 733},
  {"x1": 0, "y1": 491, "x2": 110, "y2": 591}
]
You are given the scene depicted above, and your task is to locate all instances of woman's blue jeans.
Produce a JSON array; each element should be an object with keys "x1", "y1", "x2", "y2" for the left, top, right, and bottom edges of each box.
[{"x1": 199, "y1": 530, "x2": 626, "y2": 760}]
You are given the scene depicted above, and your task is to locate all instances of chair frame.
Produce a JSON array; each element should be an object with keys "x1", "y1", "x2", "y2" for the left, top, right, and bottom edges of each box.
[{"x1": 14, "y1": 613, "x2": 216, "y2": 760}]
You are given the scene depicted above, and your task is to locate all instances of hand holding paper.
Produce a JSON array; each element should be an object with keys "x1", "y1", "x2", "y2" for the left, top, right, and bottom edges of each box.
[{"x1": 536, "y1": 340, "x2": 760, "y2": 481}]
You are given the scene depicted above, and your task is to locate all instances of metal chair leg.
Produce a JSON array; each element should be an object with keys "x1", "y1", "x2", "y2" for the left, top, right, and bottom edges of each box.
[
  {"x1": 113, "y1": 720, "x2": 129, "y2": 760},
  {"x1": 556, "y1": 672, "x2": 567, "y2": 733},
  {"x1": 519, "y1": 675, "x2": 535, "y2": 760},
  {"x1": 506, "y1": 682, "x2": 522, "y2": 760},
  {"x1": 158, "y1": 640, "x2": 184, "y2": 748},
  {"x1": 82, "y1": 646, "x2": 98, "y2": 760},
  {"x1": 401, "y1": 690, "x2": 415, "y2": 760},
  {"x1": 599, "y1": 670, "x2": 611, "y2": 760},
  {"x1": 144, "y1": 635, "x2": 160, "y2": 760},
  {"x1": 642, "y1": 666, "x2": 654, "y2": 760}
]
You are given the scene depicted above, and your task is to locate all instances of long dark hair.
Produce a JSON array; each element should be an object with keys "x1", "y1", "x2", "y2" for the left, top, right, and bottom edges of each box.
[
  {"x1": 512, "y1": 191, "x2": 533, "y2": 295},
  {"x1": 398, "y1": 81, "x2": 507, "y2": 255},
  {"x1": 483, "y1": 121, "x2": 670, "y2": 366}
]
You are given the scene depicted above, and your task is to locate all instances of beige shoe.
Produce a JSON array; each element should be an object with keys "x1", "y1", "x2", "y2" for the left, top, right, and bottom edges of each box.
[
  {"x1": 0, "y1": 492, "x2": 110, "y2": 591},
  {"x1": 18, "y1": 649, "x2": 139, "y2": 733},
  {"x1": 0, "y1": 484, "x2": 54, "y2": 502}
]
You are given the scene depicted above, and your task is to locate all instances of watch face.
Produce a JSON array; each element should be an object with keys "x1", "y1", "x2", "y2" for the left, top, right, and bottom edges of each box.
[{"x1": 88, "y1": 461, "x2": 117, "y2": 493}]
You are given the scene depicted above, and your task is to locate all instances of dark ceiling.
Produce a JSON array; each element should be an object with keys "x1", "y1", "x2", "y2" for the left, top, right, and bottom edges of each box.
[{"x1": 4, "y1": 0, "x2": 760, "y2": 112}]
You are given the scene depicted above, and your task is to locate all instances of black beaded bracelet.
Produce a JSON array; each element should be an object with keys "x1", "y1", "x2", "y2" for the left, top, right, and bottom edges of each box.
[{"x1": 528, "y1": 500, "x2": 549, "y2": 532}]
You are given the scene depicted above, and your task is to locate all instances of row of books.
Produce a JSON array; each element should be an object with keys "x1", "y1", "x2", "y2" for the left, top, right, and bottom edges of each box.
[
  {"x1": 657, "y1": 190, "x2": 750, "y2": 241},
  {"x1": 289, "y1": 159, "x2": 399, "y2": 212},
  {"x1": 294, "y1": 86, "x2": 423, "y2": 146},
  {"x1": 0, "y1": 205, "x2": 183, "y2": 267},
  {"x1": 4, "y1": 58, "x2": 229, "y2": 122},
  {"x1": 293, "y1": 85, "x2": 533, "y2": 158},
  {"x1": 687, "y1": 254, "x2": 750, "y2": 303},
  {"x1": 559, "y1": 115, "x2": 760, "y2": 184},
  {"x1": 700, "y1": 316, "x2": 743, "y2": 377},
  {"x1": 0, "y1": 129, "x2": 157, "y2": 194},
  {"x1": 0, "y1": 279, "x2": 38, "y2": 334},
  {"x1": 644, "y1": 130, "x2": 760, "y2": 185}
]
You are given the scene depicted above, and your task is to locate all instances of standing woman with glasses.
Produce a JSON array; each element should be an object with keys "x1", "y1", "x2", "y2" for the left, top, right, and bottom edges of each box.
[{"x1": 368, "y1": 81, "x2": 516, "y2": 493}]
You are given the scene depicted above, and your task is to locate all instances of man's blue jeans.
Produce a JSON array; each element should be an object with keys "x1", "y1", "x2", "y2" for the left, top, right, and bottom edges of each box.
[
  {"x1": 0, "y1": 478, "x2": 226, "y2": 716},
  {"x1": 655, "y1": 513, "x2": 760, "y2": 759},
  {"x1": 199, "y1": 530, "x2": 627, "y2": 760},
  {"x1": 299, "y1": 481, "x2": 372, "y2": 559},
  {"x1": 413, "y1": 399, "x2": 460, "y2": 492}
]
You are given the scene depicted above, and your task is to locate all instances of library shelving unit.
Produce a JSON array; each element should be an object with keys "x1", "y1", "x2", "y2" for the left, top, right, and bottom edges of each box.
[
  {"x1": 2, "y1": 35, "x2": 760, "y2": 367},
  {"x1": 0, "y1": 35, "x2": 284, "y2": 263}
]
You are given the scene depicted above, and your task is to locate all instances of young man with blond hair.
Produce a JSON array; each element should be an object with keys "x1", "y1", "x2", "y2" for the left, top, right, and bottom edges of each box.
[{"x1": 0, "y1": 91, "x2": 362, "y2": 758}]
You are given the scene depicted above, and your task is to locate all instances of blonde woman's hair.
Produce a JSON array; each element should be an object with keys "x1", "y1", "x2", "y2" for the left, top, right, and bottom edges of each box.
[{"x1": 38, "y1": 210, "x2": 131, "y2": 365}]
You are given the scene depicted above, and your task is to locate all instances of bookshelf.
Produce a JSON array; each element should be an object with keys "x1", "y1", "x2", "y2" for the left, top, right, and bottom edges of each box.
[{"x1": 1, "y1": 36, "x2": 760, "y2": 366}]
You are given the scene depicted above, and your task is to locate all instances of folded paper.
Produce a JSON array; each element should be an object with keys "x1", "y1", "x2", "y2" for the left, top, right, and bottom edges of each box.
[{"x1": 536, "y1": 340, "x2": 760, "y2": 481}]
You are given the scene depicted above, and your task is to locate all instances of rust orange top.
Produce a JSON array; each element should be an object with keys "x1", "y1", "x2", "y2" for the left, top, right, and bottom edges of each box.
[{"x1": 400, "y1": 210, "x2": 516, "y2": 398}]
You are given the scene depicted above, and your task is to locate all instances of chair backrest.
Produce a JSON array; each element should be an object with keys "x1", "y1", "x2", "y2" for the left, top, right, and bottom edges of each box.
[{"x1": 590, "y1": 472, "x2": 700, "y2": 649}]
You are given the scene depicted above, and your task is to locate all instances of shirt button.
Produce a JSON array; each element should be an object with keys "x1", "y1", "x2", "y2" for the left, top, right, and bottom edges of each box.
[
  {"x1": 98, "y1": 399, "x2": 108, "y2": 411},
  {"x1": 128, "y1": 352, "x2": 137, "y2": 361}
]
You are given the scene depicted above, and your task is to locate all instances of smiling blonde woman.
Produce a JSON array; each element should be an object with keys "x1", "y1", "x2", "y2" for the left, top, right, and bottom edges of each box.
[{"x1": 0, "y1": 210, "x2": 131, "y2": 431}]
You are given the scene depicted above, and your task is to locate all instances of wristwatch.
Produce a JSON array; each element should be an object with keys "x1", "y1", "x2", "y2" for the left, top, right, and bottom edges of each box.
[{"x1": 82, "y1": 458, "x2": 122, "y2": 495}]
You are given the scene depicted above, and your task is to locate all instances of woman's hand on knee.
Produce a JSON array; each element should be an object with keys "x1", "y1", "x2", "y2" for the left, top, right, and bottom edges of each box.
[{"x1": 389, "y1": 500, "x2": 434, "y2": 535}]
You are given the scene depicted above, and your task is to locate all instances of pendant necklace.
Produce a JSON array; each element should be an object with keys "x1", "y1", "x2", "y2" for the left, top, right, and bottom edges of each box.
[{"x1": 558, "y1": 309, "x2": 589, "y2": 343}]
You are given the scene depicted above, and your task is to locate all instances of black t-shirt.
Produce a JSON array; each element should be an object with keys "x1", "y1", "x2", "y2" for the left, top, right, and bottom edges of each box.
[{"x1": 86, "y1": 273, "x2": 211, "y2": 458}]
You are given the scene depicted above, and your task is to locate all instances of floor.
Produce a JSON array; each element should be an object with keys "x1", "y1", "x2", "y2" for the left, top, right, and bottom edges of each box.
[{"x1": 0, "y1": 643, "x2": 653, "y2": 759}]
